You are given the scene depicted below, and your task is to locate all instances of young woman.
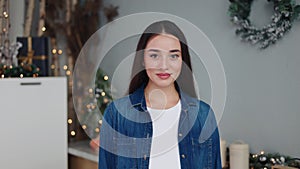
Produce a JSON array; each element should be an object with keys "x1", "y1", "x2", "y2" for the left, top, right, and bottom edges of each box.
[{"x1": 99, "y1": 20, "x2": 222, "y2": 169}]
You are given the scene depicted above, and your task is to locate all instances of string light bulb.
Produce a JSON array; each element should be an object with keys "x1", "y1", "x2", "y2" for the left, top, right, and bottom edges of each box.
[
  {"x1": 104, "y1": 98, "x2": 109, "y2": 103},
  {"x1": 95, "y1": 128, "x2": 100, "y2": 133},
  {"x1": 88, "y1": 88, "x2": 93, "y2": 94},
  {"x1": 86, "y1": 104, "x2": 91, "y2": 109},
  {"x1": 104, "y1": 75, "x2": 109, "y2": 81},
  {"x1": 63, "y1": 65, "x2": 68, "y2": 70},
  {"x1": 70, "y1": 131, "x2": 76, "y2": 136},
  {"x1": 52, "y1": 49, "x2": 57, "y2": 54},
  {"x1": 82, "y1": 125, "x2": 87, "y2": 129},
  {"x1": 1, "y1": 74, "x2": 4, "y2": 78},
  {"x1": 101, "y1": 92, "x2": 106, "y2": 96},
  {"x1": 51, "y1": 64, "x2": 56, "y2": 69},
  {"x1": 58, "y1": 49, "x2": 63, "y2": 55},
  {"x1": 67, "y1": 119, "x2": 73, "y2": 124},
  {"x1": 66, "y1": 70, "x2": 71, "y2": 76},
  {"x1": 20, "y1": 74, "x2": 23, "y2": 78},
  {"x1": 42, "y1": 26, "x2": 46, "y2": 32},
  {"x1": 3, "y1": 11, "x2": 8, "y2": 18}
]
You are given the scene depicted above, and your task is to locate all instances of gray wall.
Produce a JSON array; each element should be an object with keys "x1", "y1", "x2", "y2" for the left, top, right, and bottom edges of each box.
[
  {"x1": 9, "y1": 0, "x2": 24, "y2": 43},
  {"x1": 102, "y1": 0, "x2": 300, "y2": 157}
]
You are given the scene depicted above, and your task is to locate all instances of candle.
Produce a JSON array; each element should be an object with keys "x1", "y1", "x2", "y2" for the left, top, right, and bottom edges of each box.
[
  {"x1": 230, "y1": 140, "x2": 249, "y2": 169},
  {"x1": 220, "y1": 139, "x2": 227, "y2": 168}
]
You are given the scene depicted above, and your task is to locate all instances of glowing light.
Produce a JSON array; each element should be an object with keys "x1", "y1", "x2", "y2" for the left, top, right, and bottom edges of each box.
[
  {"x1": 101, "y1": 92, "x2": 105, "y2": 96},
  {"x1": 42, "y1": 26, "x2": 46, "y2": 32},
  {"x1": 52, "y1": 49, "x2": 57, "y2": 54},
  {"x1": 9, "y1": 65, "x2": 13, "y2": 69},
  {"x1": 1, "y1": 74, "x2": 4, "y2": 78},
  {"x1": 66, "y1": 70, "x2": 71, "y2": 76},
  {"x1": 260, "y1": 151, "x2": 265, "y2": 155},
  {"x1": 67, "y1": 119, "x2": 73, "y2": 124},
  {"x1": 98, "y1": 120, "x2": 102, "y2": 125},
  {"x1": 104, "y1": 75, "x2": 109, "y2": 81},
  {"x1": 88, "y1": 88, "x2": 93, "y2": 94},
  {"x1": 51, "y1": 64, "x2": 56, "y2": 69},
  {"x1": 63, "y1": 65, "x2": 68, "y2": 70},
  {"x1": 70, "y1": 131, "x2": 76, "y2": 136},
  {"x1": 82, "y1": 125, "x2": 87, "y2": 129},
  {"x1": 104, "y1": 98, "x2": 109, "y2": 103},
  {"x1": 20, "y1": 74, "x2": 23, "y2": 78},
  {"x1": 86, "y1": 104, "x2": 91, "y2": 109},
  {"x1": 2, "y1": 28, "x2": 6, "y2": 32},
  {"x1": 3, "y1": 11, "x2": 8, "y2": 18},
  {"x1": 58, "y1": 49, "x2": 63, "y2": 55},
  {"x1": 95, "y1": 128, "x2": 100, "y2": 133}
]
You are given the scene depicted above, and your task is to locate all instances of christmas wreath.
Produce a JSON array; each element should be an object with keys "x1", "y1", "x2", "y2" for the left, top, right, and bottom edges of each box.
[{"x1": 228, "y1": 0, "x2": 300, "y2": 49}]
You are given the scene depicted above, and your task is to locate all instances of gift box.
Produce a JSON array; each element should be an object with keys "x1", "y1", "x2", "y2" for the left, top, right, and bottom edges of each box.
[{"x1": 17, "y1": 37, "x2": 50, "y2": 76}]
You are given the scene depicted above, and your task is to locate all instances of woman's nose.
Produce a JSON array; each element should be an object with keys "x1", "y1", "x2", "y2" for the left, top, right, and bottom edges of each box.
[{"x1": 158, "y1": 56, "x2": 168, "y2": 70}]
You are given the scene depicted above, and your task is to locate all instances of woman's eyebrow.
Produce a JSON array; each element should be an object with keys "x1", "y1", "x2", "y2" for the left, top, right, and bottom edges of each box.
[
  {"x1": 169, "y1": 49, "x2": 181, "y2": 53},
  {"x1": 147, "y1": 49, "x2": 160, "y2": 52},
  {"x1": 146, "y1": 49, "x2": 181, "y2": 53}
]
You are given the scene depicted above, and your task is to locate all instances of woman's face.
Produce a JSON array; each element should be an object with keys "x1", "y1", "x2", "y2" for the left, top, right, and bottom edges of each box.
[{"x1": 144, "y1": 34, "x2": 182, "y2": 89}]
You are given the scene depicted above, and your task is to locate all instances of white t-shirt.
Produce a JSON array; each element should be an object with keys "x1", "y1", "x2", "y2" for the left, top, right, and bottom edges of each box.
[{"x1": 147, "y1": 100, "x2": 181, "y2": 169}]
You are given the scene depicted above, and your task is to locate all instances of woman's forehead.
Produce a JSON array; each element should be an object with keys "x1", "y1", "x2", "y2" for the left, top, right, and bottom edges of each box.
[{"x1": 145, "y1": 34, "x2": 181, "y2": 51}]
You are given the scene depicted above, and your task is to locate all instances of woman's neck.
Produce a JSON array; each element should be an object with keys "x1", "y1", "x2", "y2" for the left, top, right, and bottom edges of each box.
[{"x1": 144, "y1": 83, "x2": 180, "y2": 109}]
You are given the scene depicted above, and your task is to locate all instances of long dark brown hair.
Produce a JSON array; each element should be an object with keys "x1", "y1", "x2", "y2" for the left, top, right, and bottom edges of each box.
[{"x1": 128, "y1": 20, "x2": 196, "y2": 98}]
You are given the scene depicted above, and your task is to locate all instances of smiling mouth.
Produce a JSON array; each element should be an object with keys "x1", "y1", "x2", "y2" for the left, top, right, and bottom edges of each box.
[{"x1": 156, "y1": 73, "x2": 171, "y2": 79}]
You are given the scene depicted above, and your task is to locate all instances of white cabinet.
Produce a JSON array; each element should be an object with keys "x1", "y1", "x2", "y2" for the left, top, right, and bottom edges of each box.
[{"x1": 0, "y1": 77, "x2": 68, "y2": 169}]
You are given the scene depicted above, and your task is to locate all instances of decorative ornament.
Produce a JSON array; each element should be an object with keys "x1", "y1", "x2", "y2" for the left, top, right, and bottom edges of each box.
[
  {"x1": 0, "y1": 63, "x2": 40, "y2": 78},
  {"x1": 228, "y1": 0, "x2": 300, "y2": 49},
  {"x1": 250, "y1": 151, "x2": 300, "y2": 169},
  {"x1": 259, "y1": 154, "x2": 268, "y2": 165},
  {"x1": 0, "y1": 42, "x2": 22, "y2": 66}
]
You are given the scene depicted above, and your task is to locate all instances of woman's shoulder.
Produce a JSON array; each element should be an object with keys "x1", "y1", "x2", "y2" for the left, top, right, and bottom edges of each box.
[
  {"x1": 180, "y1": 92, "x2": 212, "y2": 110},
  {"x1": 106, "y1": 95, "x2": 131, "y2": 109}
]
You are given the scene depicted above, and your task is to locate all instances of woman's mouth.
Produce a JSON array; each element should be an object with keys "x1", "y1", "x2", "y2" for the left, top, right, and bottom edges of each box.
[{"x1": 156, "y1": 73, "x2": 171, "y2": 79}]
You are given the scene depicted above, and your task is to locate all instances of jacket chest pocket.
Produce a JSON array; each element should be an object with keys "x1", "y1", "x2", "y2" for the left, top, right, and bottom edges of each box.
[
  {"x1": 191, "y1": 138, "x2": 213, "y2": 169},
  {"x1": 113, "y1": 136, "x2": 138, "y2": 169}
]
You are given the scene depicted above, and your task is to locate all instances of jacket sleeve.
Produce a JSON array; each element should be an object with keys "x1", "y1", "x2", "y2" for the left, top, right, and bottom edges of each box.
[
  {"x1": 213, "y1": 127, "x2": 222, "y2": 169},
  {"x1": 98, "y1": 103, "x2": 116, "y2": 169},
  {"x1": 200, "y1": 101, "x2": 222, "y2": 169}
]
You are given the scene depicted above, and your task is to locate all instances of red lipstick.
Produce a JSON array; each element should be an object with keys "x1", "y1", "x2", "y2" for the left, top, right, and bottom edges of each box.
[{"x1": 156, "y1": 73, "x2": 171, "y2": 79}]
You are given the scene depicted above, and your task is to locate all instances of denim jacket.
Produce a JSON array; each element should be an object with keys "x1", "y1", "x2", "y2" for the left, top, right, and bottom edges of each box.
[{"x1": 99, "y1": 85, "x2": 222, "y2": 169}]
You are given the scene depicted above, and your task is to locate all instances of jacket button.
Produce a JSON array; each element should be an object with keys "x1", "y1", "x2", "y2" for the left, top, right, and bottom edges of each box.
[
  {"x1": 181, "y1": 154, "x2": 186, "y2": 159},
  {"x1": 178, "y1": 133, "x2": 182, "y2": 137}
]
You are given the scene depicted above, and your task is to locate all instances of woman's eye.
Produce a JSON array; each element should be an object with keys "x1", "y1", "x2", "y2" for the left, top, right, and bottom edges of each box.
[
  {"x1": 170, "y1": 54, "x2": 179, "y2": 59},
  {"x1": 149, "y1": 54, "x2": 158, "y2": 58}
]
